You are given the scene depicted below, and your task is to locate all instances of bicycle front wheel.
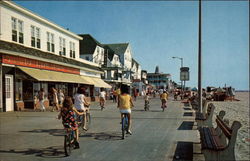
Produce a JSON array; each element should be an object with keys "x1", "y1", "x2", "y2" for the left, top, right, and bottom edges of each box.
[{"x1": 64, "y1": 135, "x2": 72, "y2": 156}]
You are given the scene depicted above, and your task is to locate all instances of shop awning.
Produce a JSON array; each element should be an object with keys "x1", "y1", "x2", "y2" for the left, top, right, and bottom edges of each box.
[
  {"x1": 18, "y1": 66, "x2": 92, "y2": 85},
  {"x1": 82, "y1": 76, "x2": 112, "y2": 88}
]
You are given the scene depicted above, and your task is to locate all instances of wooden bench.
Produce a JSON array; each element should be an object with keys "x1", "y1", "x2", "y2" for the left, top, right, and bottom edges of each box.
[
  {"x1": 199, "y1": 111, "x2": 242, "y2": 161},
  {"x1": 190, "y1": 97, "x2": 207, "y2": 111},
  {"x1": 195, "y1": 102, "x2": 214, "y2": 128}
]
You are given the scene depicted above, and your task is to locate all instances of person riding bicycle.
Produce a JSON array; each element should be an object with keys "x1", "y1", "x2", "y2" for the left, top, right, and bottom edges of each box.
[
  {"x1": 160, "y1": 91, "x2": 168, "y2": 110},
  {"x1": 58, "y1": 96, "x2": 84, "y2": 149},
  {"x1": 74, "y1": 87, "x2": 90, "y2": 131},
  {"x1": 117, "y1": 84, "x2": 134, "y2": 135}
]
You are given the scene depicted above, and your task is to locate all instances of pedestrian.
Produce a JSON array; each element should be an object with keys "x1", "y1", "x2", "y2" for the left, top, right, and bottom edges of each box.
[
  {"x1": 74, "y1": 87, "x2": 90, "y2": 131},
  {"x1": 144, "y1": 93, "x2": 150, "y2": 111},
  {"x1": 99, "y1": 88, "x2": 106, "y2": 110},
  {"x1": 57, "y1": 96, "x2": 84, "y2": 149},
  {"x1": 58, "y1": 89, "x2": 65, "y2": 107},
  {"x1": 115, "y1": 88, "x2": 121, "y2": 102},
  {"x1": 132, "y1": 88, "x2": 137, "y2": 101},
  {"x1": 38, "y1": 88, "x2": 46, "y2": 112},
  {"x1": 117, "y1": 84, "x2": 134, "y2": 135},
  {"x1": 52, "y1": 88, "x2": 59, "y2": 112},
  {"x1": 160, "y1": 91, "x2": 168, "y2": 111},
  {"x1": 112, "y1": 89, "x2": 117, "y2": 103}
]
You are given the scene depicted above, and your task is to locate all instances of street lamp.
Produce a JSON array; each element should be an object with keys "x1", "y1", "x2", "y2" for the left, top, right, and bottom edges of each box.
[
  {"x1": 172, "y1": 56, "x2": 183, "y2": 68},
  {"x1": 172, "y1": 56, "x2": 184, "y2": 93}
]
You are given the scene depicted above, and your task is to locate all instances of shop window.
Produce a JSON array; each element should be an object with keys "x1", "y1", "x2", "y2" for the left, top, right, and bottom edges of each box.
[
  {"x1": 33, "y1": 82, "x2": 41, "y2": 99},
  {"x1": 15, "y1": 79, "x2": 23, "y2": 101},
  {"x1": 23, "y1": 81, "x2": 33, "y2": 100}
]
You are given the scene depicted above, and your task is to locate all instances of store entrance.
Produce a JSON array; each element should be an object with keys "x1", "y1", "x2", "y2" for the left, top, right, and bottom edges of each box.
[
  {"x1": 48, "y1": 83, "x2": 56, "y2": 106},
  {"x1": 23, "y1": 80, "x2": 33, "y2": 109}
]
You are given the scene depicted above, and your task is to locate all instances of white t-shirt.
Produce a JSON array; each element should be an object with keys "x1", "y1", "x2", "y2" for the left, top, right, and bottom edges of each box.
[
  {"x1": 100, "y1": 91, "x2": 106, "y2": 98},
  {"x1": 74, "y1": 93, "x2": 86, "y2": 111}
]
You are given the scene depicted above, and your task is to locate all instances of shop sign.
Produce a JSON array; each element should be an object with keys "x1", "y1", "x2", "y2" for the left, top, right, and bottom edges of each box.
[
  {"x1": 2, "y1": 54, "x2": 80, "y2": 74},
  {"x1": 80, "y1": 70, "x2": 100, "y2": 78}
]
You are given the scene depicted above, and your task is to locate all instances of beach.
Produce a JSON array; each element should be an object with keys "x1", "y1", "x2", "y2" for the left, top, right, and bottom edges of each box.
[{"x1": 211, "y1": 92, "x2": 249, "y2": 161}]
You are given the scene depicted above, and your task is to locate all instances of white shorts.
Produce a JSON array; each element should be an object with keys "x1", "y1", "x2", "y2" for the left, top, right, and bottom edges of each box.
[{"x1": 120, "y1": 109, "x2": 131, "y2": 114}]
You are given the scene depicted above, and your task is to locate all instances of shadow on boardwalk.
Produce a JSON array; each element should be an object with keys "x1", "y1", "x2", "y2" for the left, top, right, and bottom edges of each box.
[
  {"x1": 172, "y1": 141, "x2": 193, "y2": 161},
  {"x1": 0, "y1": 146, "x2": 65, "y2": 158},
  {"x1": 80, "y1": 131, "x2": 123, "y2": 141},
  {"x1": 20, "y1": 129, "x2": 64, "y2": 136}
]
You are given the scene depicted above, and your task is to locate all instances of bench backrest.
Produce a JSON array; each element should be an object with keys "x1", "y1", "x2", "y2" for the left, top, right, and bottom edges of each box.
[
  {"x1": 216, "y1": 116, "x2": 241, "y2": 140},
  {"x1": 206, "y1": 103, "x2": 214, "y2": 117},
  {"x1": 216, "y1": 116, "x2": 232, "y2": 139}
]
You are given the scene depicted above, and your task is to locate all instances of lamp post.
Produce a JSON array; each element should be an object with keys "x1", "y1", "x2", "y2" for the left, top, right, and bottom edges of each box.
[{"x1": 172, "y1": 56, "x2": 184, "y2": 93}]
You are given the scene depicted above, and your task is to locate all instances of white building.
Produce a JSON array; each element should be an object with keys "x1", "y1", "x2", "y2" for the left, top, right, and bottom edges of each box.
[
  {"x1": 0, "y1": 1, "x2": 108, "y2": 112},
  {"x1": 103, "y1": 43, "x2": 133, "y2": 84}
]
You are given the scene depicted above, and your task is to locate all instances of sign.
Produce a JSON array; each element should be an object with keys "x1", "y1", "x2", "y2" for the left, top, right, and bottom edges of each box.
[
  {"x1": 2, "y1": 54, "x2": 80, "y2": 74},
  {"x1": 80, "y1": 70, "x2": 100, "y2": 78},
  {"x1": 180, "y1": 67, "x2": 189, "y2": 81}
]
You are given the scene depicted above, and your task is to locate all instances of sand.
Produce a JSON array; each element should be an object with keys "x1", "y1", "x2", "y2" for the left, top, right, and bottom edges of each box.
[{"x1": 211, "y1": 92, "x2": 249, "y2": 161}]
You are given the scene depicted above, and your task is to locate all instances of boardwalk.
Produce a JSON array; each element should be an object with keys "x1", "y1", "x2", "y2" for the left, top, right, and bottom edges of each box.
[{"x1": 0, "y1": 97, "x2": 204, "y2": 161}]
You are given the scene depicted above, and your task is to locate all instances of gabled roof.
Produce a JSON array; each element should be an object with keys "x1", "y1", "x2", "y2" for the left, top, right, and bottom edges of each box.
[
  {"x1": 103, "y1": 45, "x2": 115, "y2": 61},
  {"x1": 103, "y1": 43, "x2": 129, "y2": 56},
  {"x1": 132, "y1": 58, "x2": 140, "y2": 69},
  {"x1": 78, "y1": 34, "x2": 103, "y2": 55}
]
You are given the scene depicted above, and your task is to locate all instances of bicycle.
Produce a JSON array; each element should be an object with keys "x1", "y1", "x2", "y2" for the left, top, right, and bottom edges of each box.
[
  {"x1": 144, "y1": 100, "x2": 150, "y2": 111},
  {"x1": 63, "y1": 123, "x2": 76, "y2": 156},
  {"x1": 121, "y1": 113, "x2": 129, "y2": 139}
]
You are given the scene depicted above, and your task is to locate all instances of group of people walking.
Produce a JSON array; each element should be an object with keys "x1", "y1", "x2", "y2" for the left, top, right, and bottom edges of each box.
[{"x1": 37, "y1": 87, "x2": 65, "y2": 112}]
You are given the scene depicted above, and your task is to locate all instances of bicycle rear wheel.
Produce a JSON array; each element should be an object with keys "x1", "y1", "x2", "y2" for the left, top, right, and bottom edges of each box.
[{"x1": 64, "y1": 135, "x2": 72, "y2": 156}]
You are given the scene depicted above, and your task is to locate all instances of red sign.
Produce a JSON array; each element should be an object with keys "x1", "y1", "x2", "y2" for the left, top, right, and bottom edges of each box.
[{"x1": 2, "y1": 54, "x2": 80, "y2": 75}]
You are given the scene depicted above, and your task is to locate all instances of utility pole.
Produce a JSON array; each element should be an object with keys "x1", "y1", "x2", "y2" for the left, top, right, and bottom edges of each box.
[{"x1": 198, "y1": 0, "x2": 202, "y2": 112}]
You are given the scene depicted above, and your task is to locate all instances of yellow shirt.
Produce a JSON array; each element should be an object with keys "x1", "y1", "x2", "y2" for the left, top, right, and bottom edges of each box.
[
  {"x1": 161, "y1": 93, "x2": 168, "y2": 100},
  {"x1": 118, "y1": 94, "x2": 132, "y2": 110}
]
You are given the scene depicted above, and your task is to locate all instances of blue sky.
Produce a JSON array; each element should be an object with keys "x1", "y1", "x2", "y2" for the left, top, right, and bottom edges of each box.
[{"x1": 15, "y1": 1, "x2": 249, "y2": 90}]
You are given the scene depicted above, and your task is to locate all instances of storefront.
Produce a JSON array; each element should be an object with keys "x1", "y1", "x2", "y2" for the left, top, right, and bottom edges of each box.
[{"x1": 1, "y1": 53, "x2": 99, "y2": 111}]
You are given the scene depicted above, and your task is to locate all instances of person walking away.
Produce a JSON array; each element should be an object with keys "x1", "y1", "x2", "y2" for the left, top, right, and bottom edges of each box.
[
  {"x1": 115, "y1": 88, "x2": 121, "y2": 102},
  {"x1": 58, "y1": 89, "x2": 65, "y2": 108},
  {"x1": 117, "y1": 84, "x2": 134, "y2": 135},
  {"x1": 38, "y1": 88, "x2": 46, "y2": 112},
  {"x1": 74, "y1": 87, "x2": 90, "y2": 131},
  {"x1": 58, "y1": 96, "x2": 84, "y2": 149},
  {"x1": 52, "y1": 88, "x2": 59, "y2": 112},
  {"x1": 132, "y1": 87, "x2": 137, "y2": 101},
  {"x1": 160, "y1": 91, "x2": 168, "y2": 111},
  {"x1": 144, "y1": 93, "x2": 150, "y2": 111},
  {"x1": 99, "y1": 88, "x2": 106, "y2": 110},
  {"x1": 112, "y1": 89, "x2": 117, "y2": 103}
]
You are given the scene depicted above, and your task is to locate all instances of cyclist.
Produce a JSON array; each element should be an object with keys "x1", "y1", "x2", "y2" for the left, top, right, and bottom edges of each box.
[
  {"x1": 117, "y1": 84, "x2": 134, "y2": 135},
  {"x1": 58, "y1": 96, "x2": 84, "y2": 149},
  {"x1": 160, "y1": 91, "x2": 168, "y2": 110},
  {"x1": 74, "y1": 87, "x2": 90, "y2": 131}
]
